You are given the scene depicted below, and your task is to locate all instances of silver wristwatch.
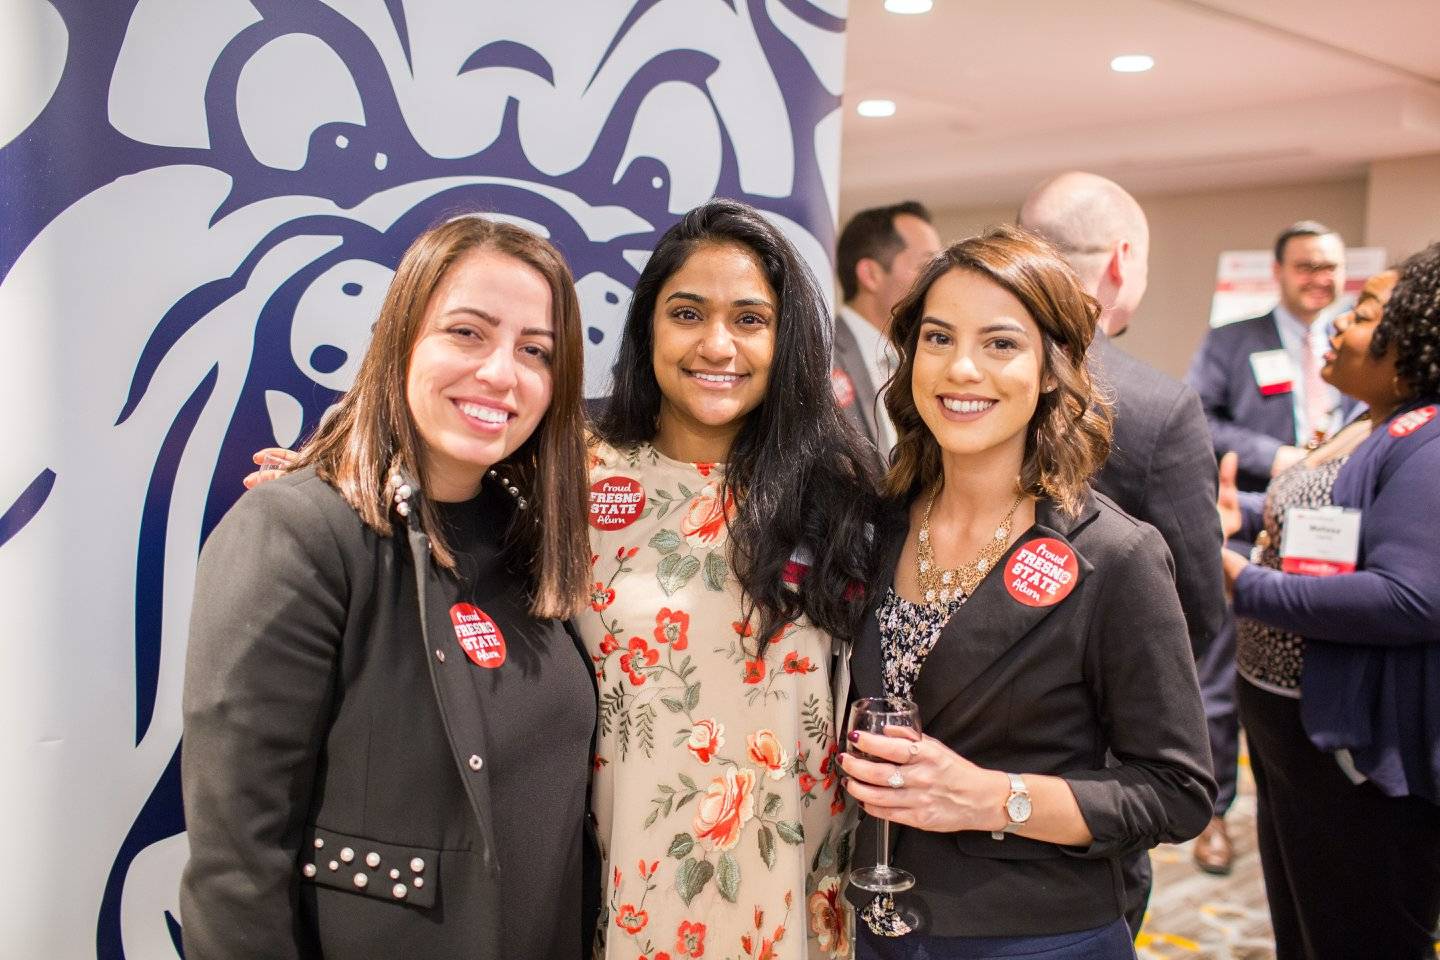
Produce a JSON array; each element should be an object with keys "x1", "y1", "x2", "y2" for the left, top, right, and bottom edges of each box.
[{"x1": 991, "y1": 773, "x2": 1032, "y2": 840}]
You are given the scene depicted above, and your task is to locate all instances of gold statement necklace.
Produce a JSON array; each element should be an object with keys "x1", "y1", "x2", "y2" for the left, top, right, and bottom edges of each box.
[{"x1": 916, "y1": 487, "x2": 1025, "y2": 603}]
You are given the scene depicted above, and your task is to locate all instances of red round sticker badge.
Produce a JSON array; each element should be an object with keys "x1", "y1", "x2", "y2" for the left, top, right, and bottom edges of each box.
[
  {"x1": 1004, "y1": 538, "x2": 1080, "y2": 607},
  {"x1": 589, "y1": 476, "x2": 646, "y2": 531},
  {"x1": 1389, "y1": 405, "x2": 1437, "y2": 438},
  {"x1": 830, "y1": 368, "x2": 856, "y2": 409},
  {"x1": 450, "y1": 603, "x2": 506, "y2": 669}
]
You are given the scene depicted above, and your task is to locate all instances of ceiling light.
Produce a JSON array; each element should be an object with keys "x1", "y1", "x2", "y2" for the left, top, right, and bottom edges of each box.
[
  {"x1": 856, "y1": 99, "x2": 897, "y2": 118},
  {"x1": 1110, "y1": 54, "x2": 1155, "y2": 73},
  {"x1": 884, "y1": 0, "x2": 933, "y2": 13}
]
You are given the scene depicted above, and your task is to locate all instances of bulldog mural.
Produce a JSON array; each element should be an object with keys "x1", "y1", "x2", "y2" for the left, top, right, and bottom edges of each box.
[{"x1": 0, "y1": 2, "x2": 845, "y2": 956}]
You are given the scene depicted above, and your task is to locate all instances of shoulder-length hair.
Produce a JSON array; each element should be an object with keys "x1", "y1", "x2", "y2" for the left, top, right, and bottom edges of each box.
[
  {"x1": 1372, "y1": 241, "x2": 1440, "y2": 400},
  {"x1": 594, "y1": 198, "x2": 881, "y2": 649},
  {"x1": 294, "y1": 215, "x2": 590, "y2": 619},
  {"x1": 884, "y1": 224, "x2": 1112, "y2": 514}
]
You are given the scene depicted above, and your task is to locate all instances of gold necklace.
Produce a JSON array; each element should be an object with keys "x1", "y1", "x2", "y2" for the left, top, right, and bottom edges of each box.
[{"x1": 916, "y1": 487, "x2": 1024, "y2": 604}]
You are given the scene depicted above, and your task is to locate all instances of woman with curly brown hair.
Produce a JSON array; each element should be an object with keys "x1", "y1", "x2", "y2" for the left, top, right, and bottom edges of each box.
[
  {"x1": 838, "y1": 225, "x2": 1214, "y2": 958},
  {"x1": 1220, "y1": 241, "x2": 1440, "y2": 959}
]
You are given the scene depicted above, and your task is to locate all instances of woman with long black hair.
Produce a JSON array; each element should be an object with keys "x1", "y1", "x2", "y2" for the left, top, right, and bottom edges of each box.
[{"x1": 581, "y1": 199, "x2": 879, "y2": 959}]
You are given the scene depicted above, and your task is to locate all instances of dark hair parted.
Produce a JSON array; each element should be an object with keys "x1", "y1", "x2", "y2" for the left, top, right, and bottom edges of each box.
[
  {"x1": 836, "y1": 200, "x2": 933, "y2": 302},
  {"x1": 883, "y1": 224, "x2": 1112, "y2": 514},
  {"x1": 295, "y1": 215, "x2": 590, "y2": 618},
  {"x1": 595, "y1": 199, "x2": 881, "y2": 650},
  {"x1": 1273, "y1": 219, "x2": 1336, "y2": 262},
  {"x1": 1372, "y1": 241, "x2": 1440, "y2": 400}
]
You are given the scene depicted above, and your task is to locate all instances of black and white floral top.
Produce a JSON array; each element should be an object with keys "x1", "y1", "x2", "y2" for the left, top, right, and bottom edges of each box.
[
  {"x1": 1236, "y1": 455, "x2": 1349, "y2": 698},
  {"x1": 862, "y1": 586, "x2": 967, "y2": 937}
]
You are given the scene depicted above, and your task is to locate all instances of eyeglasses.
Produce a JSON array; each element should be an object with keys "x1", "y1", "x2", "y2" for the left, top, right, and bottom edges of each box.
[{"x1": 1287, "y1": 261, "x2": 1340, "y2": 277}]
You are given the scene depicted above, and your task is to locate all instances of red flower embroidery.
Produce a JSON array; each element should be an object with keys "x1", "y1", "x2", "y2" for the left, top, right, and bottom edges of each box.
[
  {"x1": 686, "y1": 718, "x2": 725, "y2": 764},
  {"x1": 808, "y1": 876, "x2": 849, "y2": 955},
  {"x1": 742, "y1": 657, "x2": 766, "y2": 685},
  {"x1": 731, "y1": 619, "x2": 755, "y2": 640},
  {"x1": 781, "y1": 651, "x2": 813, "y2": 674},
  {"x1": 692, "y1": 767, "x2": 756, "y2": 851},
  {"x1": 694, "y1": 462, "x2": 715, "y2": 477},
  {"x1": 616, "y1": 545, "x2": 639, "y2": 561},
  {"x1": 799, "y1": 772, "x2": 817, "y2": 793},
  {"x1": 599, "y1": 633, "x2": 620, "y2": 655},
  {"x1": 589, "y1": 581, "x2": 615, "y2": 612},
  {"x1": 746, "y1": 730, "x2": 788, "y2": 780},
  {"x1": 616, "y1": 903, "x2": 648, "y2": 934},
  {"x1": 680, "y1": 481, "x2": 734, "y2": 546},
  {"x1": 654, "y1": 607, "x2": 690, "y2": 650},
  {"x1": 638, "y1": 858, "x2": 659, "y2": 880},
  {"x1": 619, "y1": 637, "x2": 659, "y2": 685},
  {"x1": 675, "y1": 919, "x2": 707, "y2": 957}
]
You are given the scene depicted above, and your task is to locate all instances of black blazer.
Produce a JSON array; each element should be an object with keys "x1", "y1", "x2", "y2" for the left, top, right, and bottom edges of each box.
[
  {"x1": 846, "y1": 491, "x2": 1215, "y2": 937},
  {"x1": 1090, "y1": 334, "x2": 1225, "y2": 662},
  {"x1": 179, "y1": 469, "x2": 597, "y2": 959}
]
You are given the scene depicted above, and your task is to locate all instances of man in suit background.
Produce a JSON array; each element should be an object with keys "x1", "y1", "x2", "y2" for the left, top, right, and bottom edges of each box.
[
  {"x1": 1020, "y1": 170, "x2": 1226, "y2": 934},
  {"x1": 832, "y1": 201, "x2": 942, "y2": 457},
  {"x1": 1184, "y1": 221, "x2": 1353, "y2": 875}
]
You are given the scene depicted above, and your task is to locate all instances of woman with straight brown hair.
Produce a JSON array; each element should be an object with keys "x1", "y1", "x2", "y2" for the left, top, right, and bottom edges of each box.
[
  {"x1": 839, "y1": 225, "x2": 1214, "y2": 958},
  {"x1": 180, "y1": 215, "x2": 596, "y2": 960}
]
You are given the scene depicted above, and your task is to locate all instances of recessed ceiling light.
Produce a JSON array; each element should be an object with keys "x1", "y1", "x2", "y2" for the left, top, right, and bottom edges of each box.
[
  {"x1": 884, "y1": 0, "x2": 933, "y2": 13},
  {"x1": 856, "y1": 99, "x2": 897, "y2": 118},
  {"x1": 1110, "y1": 54, "x2": 1155, "y2": 73}
]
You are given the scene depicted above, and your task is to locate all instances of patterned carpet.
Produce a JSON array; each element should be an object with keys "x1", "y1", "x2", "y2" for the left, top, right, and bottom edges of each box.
[{"x1": 1136, "y1": 751, "x2": 1440, "y2": 959}]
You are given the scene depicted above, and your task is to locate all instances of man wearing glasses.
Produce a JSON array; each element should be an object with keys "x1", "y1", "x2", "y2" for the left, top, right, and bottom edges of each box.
[{"x1": 1184, "y1": 220, "x2": 1357, "y2": 875}]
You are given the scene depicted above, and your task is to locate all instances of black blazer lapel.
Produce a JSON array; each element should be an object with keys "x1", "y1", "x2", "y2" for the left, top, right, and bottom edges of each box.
[
  {"x1": 406, "y1": 523, "x2": 502, "y2": 874},
  {"x1": 910, "y1": 496, "x2": 1098, "y2": 729}
]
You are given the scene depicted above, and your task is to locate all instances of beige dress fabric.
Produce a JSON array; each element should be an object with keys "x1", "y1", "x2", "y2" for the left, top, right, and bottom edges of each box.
[{"x1": 579, "y1": 441, "x2": 852, "y2": 960}]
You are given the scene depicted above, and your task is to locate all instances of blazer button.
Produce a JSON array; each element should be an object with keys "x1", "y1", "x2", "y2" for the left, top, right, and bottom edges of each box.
[{"x1": 468, "y1": 755, "x2": 483, "y2": 771}]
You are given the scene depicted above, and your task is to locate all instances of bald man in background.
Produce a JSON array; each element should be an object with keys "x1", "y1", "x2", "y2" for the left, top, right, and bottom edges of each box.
[{"x1": 1020, "y1": 172, "x2": 1224, "y2": 936}]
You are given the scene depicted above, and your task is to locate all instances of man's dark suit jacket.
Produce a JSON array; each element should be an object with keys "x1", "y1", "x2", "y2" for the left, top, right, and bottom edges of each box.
[
  {"x1": 832, "y1": 310, "x2": 884, "y2": 454},
  {"x1": 846, "y1": 492, "x2": 1215, "y2": 936},
  {"x1": 1185, "y1": 311, "x2": 1359, "y2": 494},
  {"x1": 1090, "y1": 333, "x2": 1225, "y2": 663},
  {"x1": 180, "y1": 469, "x2": 597, "y2": 960}
]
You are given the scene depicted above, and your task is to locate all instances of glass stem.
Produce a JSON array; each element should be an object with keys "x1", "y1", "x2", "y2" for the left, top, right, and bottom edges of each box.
[{"x1": 876, "y1": 818, "x2": 891, "y2": 874}]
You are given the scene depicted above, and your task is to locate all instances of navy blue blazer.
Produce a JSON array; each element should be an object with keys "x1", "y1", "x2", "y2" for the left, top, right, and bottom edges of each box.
[
  {"x1": 1234, "y1": 397, "x2": 1440, "y2": 803},
  {"x1": 1185, "y1": 311, "x2": 1358, "y2": 494}
]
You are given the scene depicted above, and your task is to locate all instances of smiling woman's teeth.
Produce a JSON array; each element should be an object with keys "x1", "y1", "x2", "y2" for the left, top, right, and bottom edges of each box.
[
  {"x1": 942, "y1": 398, "x2": 995, "y2": 413},
  {"x1": 458, "y1": 401, "x2": 508, "y2": 424},
  {"x1": 693, "y1": 372, "x2": 741, "y2": 383}
]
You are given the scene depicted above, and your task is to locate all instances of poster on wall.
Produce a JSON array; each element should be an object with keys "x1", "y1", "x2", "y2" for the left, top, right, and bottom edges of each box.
[
  {"x1": 1209, "y1": 246, "x2": 1389, "y2": 327},
  {"x1": 0, "y1": 2, "x2": 846, "y2": 957}
]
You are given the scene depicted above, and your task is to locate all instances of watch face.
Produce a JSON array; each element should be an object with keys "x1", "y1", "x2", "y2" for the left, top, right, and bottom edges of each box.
[{"x1": 1006, "y1": 793, "x2": 1032, "y2": 823}]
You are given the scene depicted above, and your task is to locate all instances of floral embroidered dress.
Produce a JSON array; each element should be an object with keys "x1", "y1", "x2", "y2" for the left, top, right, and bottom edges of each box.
[{"x1": 579, "y1": 441, "x2": 851, "y2": 960}]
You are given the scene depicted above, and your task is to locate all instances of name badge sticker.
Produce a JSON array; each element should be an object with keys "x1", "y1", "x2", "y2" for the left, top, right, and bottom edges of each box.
[
  {"x1": 1389, "y1": 405, "x2": 1437, "y2": 438},
  {"x1": 1280, "y1": 506, "x2": 1360, "y2": 576},
  {"x1": 1249, "y1": 349, "x2": 1296, "y2": 397},
  {"x1": 830, "y1": 368, "x2": 856, "y2": 409},
  {"x1": 450, "y1": 603, "x2": 506, "y2": 668},
  {"x1": 1005, "y1": 537, "x2": 1080, "y2": 607},
  {"x1": 589, "y1": 476, "x2": 646, "y2": 531}
]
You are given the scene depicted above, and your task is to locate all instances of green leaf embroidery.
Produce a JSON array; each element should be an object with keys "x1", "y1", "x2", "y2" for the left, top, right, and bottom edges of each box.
[
  {"x1": 763, "y1": 792, "x2": 783, "y2": 819},
  {"x1": 682, "y1": 682, "x2": 701, "y2": 711},
  {"x1": 776, "y1": 820, "x2": 805, "y2": 845},
  {"x1": 657, "y1": 553, "x2": 701, "y2": 596},
  {"x1": 675, "y1": 790, "x2": 701, "y2": 810},
  {"x1": 661, "y1": 697, "x2": 686, "y2": 714},
  {"x1": 811, "y1": 832, "x2": 835, "y2": 873},
  {"x1": 668, "y1": 833, "x2": 695, "y2": 859},
  {"x1": 643, "y1": 808, "x2": 659, "y2": 829},
  {"x1": 716, "y1": 851, "x2": 741, "y2": 903},
  {"x1": 759, "y1": 825, "x2": 777, "y2": 870},
  {"x1": 677, "y1": 773, "x2": 698, "y2": 791},
  {"x1": 677, "y1": 482, "x2": 695, "y2": 499},
  {"x1": 702, "y1": 550, "x2": 727, "y2": 591},
  {"x1": 648, "y1": 528, "x2": 683, "y2": 555},
  {"x1": 675, "y1": 857, "x2": 714, "y2": 906}
]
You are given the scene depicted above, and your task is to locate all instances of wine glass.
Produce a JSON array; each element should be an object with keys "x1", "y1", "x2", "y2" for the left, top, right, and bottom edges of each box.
[{"x1": 846, "y1": 695, "x2": 922, "y2": 893}]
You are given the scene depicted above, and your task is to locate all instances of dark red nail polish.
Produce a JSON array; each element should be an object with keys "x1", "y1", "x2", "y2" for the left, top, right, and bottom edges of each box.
[{"x1": 848, "y1": 730, "x2": 860, "y2": 742}]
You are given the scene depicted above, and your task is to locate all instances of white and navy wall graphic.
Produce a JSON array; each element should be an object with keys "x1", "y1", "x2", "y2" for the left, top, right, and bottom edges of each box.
[{"x1": 0, "y1": 2, "x2": 845, "y2": 955}]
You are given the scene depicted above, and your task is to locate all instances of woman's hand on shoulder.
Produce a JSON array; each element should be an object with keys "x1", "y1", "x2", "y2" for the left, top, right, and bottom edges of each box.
[
  {"x1": 839, "y1": 730, "x2": 1008, "y2": 834},
  {"x1": 243, "y1": 448, "x2": 299, "y2": 489}
]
